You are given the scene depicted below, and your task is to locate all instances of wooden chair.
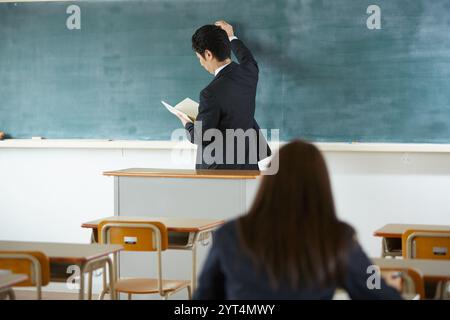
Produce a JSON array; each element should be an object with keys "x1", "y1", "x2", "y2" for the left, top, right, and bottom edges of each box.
[
  {"x1": 380, "y1": 267, "x2": 425, "y2": 299},
  {"x1": 98, "y1": 220, "x2": 191, "y2": 300},
  {"x1": 0, "y1": 251, "x2": 50, "y2": 299},
  {"x1": 402, "y1": 229, "x2": 450, "y2": 299}
]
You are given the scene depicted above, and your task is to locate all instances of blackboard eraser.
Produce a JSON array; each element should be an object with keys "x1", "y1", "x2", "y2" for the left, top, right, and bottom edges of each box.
[{"x1": 0, "y1": 132, "x2": 4, "y2": 140}]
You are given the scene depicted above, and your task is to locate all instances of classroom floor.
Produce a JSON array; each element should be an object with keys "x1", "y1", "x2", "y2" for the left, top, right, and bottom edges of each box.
[{"x1": 14, "y1": 290, "x2": 101, "y2": 300}]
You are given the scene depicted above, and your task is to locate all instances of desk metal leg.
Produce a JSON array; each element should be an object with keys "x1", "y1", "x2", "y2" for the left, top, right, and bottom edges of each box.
[
  {"x1": 79, "y1": 266, "x2": 86, "y2": 300},
  {"x1": 112, "y1": 252, "x2": 119, "y2": 300},
  {"x1": 90, "y1": 230, "x2": 97, "y2": 244},
  {"x1": 190, "y1": 230, "x2": 213, "y2": 293},
  {"x1": 89, "y1": 230, "x2": 119, "y2": 300},
  {"x1": 96, "y1": 253, "x2": 119, "y2": 300},
  {"x1": 381, "y1": 237, "x2": 402, "y2": 259},
  {"x1": 98, "y1": 266, "x2": 108, "y2": 300},
  {"x1": 381, "y1": 238, "x2": 387, "y2": 258},
  {"x1": 113, "y1": 252, "x2": 119, "y2": 283},
  {"x1": 109, "y1": 257, "x2": 116, "y2": 300},
  {"x1": 434, "y1": 281, "x2": 449, "y2": 300},
  {"x1": 87, "y1": 271, "x2": 93, "y2": 300},
  {"x1": 7, "y1": 288, "x2": 16, "y2": 300},
  {"x1": 0, "y1": 288, "x2": 16, "y2": 300},
  {"x1": 191, "y1": 241, "x2": 197, "y2": 292},
  {"x1": 79, "y1": 256, "x2": 116, "y2": 300}
]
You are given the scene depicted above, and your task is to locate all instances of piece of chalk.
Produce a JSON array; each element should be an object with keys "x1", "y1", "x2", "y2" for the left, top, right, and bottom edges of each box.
[{"x1": 32, "y1": 136, "x2": 43, "y2": 140}]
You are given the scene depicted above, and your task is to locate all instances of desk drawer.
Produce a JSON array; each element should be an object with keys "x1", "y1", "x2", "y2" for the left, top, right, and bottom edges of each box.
[
  {"x1": 50, "y1": 262, "x2": 73, "y2": 283},
  {"x1": 169, "y1": 232, "x2": 194, "y2": 248}
]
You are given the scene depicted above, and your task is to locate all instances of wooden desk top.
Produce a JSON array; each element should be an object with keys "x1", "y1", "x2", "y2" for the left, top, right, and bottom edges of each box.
[
  {"x1": 372, "y1": 258, "x2": 450, "y2": 282},
  {"x1": 0, "y1": 241, "x2": 123, "y2": 264},
  {"x1": 103, "y1": 168, "x2": 260, "y2": 180},
  {"x1": 82, "y1": 216, "x2": 225, "y2": 233},
  {"x1": 373, "y1": 224, "x2": 450, "y2": 238},
  {"x1": 0, "y1": 274, "x2": 28, "y2": 290}
]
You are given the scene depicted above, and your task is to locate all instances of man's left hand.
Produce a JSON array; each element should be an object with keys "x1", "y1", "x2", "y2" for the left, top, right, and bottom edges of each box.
[{"x1": 175, "y1": 111, "x2": 193, "y2": 127}]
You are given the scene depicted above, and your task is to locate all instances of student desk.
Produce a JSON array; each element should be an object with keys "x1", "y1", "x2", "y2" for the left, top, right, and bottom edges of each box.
[
  {"x1": 372, "y1": 258, "x2": 450, "y2": 283},
  {"x1": 374, "y1": 224, "x2": 450, "y2": 257},
  {"x1": 82, "y1": 216, "x2": 224, "y2": 291},
  {"x1": 0, "y1": 274, "x2": 28, "y2": 300},
  {"x1": 0, "y1": 241, "x2": 123, "y2": 300},
  {"x1": 373, "y1": 257, "x2": 450, "y2": 299}
]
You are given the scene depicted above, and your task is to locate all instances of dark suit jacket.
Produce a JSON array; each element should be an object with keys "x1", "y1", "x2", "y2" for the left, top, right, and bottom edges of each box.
[
  {"x1": 185, "y1": 39, "x2": 271, "y2": 170},
  {"x1": 193, "y1": 220, "x2": 403, "y2": 300}
]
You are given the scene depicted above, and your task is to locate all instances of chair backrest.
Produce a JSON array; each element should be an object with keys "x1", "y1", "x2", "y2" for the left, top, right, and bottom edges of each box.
[
  {"x1": 98, "y1": 220, "x2": 168, "y2": 295},
  {"x1": 0, "y1": 251, "x2": 50, "y2": 300},
  {"x1": 98, "y1": 220, "x2": 168, "y2": 252},
  {"x1": 380, "y1": 267, "x2": 425, "y2": 299},
  {"x1": 402, "y1": 230, "x2": 450, "y2": 260}
]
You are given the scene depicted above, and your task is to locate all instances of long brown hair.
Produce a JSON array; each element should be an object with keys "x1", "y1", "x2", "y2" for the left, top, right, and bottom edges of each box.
[{"x1": 238, "y1": 140, "x2": 354, "y2": 289}]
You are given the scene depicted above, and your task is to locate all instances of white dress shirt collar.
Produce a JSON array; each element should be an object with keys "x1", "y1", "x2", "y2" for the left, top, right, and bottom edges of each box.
[{"x1": 214, "y1": 62, "x2": 232, "y2": 77}]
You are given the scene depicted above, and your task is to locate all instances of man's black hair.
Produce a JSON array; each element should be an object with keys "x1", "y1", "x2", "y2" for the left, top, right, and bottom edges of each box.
[{"x1": 192, "y1": 25, "x2": 231, "y2": 62}]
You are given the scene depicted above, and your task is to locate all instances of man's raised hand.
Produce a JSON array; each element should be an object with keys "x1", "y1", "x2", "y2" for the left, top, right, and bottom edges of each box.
[{"x1": 215, "y1": 20, "x2": 234, "y2": 38}]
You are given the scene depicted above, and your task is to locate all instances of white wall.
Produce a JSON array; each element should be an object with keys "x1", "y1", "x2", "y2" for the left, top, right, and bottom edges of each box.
[
  {"x1": 1, "y1": 144, "x2": 450, "y2": 293},
  {"x1": 325, "y1": 151, "x2": 450, "y2": 255},
  {"x1": 0, "y1": 147, "x2": 197, "y2": 244}
]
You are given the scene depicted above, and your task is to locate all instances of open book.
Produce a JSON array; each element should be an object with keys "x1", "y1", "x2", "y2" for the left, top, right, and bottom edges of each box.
[{"x1": 161, "y1": 98, "x2": 199, "y2": 122}]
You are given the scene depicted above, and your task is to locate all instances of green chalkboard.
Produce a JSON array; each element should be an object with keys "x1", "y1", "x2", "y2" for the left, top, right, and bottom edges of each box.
[{"x1": 1, "y1": 0, "x2": 450, "y2": 142}]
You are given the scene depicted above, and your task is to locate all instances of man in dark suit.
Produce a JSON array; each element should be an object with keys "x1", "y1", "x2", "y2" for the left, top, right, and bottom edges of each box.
[{"x1": 175, "y1": 20, "x2": 271, "y2": 170}]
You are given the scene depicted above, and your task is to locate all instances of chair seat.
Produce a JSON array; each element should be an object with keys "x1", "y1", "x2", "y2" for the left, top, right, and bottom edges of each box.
[{"x1": 115, "y1": 278, "x2": 190, "y2": 294}]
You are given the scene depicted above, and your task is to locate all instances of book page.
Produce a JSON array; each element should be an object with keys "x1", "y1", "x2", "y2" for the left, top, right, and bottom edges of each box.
[
  {"x1": 161, "y1": 98, "x2": 199, "y2": 121},
  {"x1": 175, "y1": 98, "x2": 199, "y2": 121},
  {"x1": 161, "y1": 100, "x2": 181, "y2": 117}
]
